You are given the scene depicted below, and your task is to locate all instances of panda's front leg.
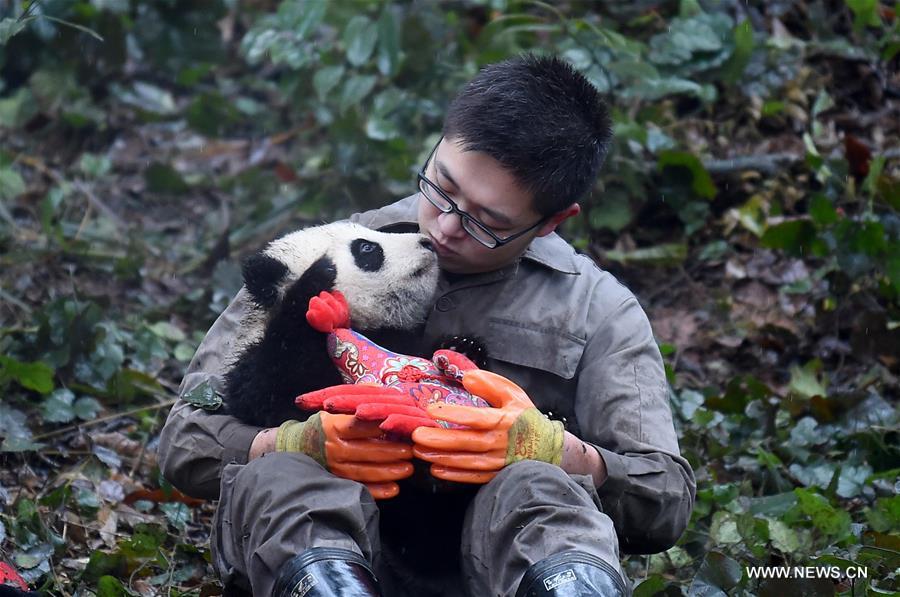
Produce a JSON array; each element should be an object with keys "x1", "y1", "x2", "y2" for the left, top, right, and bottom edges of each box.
[{"x1": 229, "y1": 257, "x2": 343, "y2": 427}]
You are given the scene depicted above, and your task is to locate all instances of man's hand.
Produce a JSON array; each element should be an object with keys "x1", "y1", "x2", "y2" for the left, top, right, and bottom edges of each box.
[
  {"x1": 411, "y1": 369, "x2": 564, "y2": 484},
  {"x1": 276, "y1": 412, "x2": 413, "y2": 499}
]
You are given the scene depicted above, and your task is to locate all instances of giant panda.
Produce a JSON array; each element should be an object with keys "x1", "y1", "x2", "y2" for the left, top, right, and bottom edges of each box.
[
  {"x1": 222, "y1": 221, "x2": 485, "y2": 590},
  {"x1": 223, "y1": 221, "x2": 442, "y2": 428}
]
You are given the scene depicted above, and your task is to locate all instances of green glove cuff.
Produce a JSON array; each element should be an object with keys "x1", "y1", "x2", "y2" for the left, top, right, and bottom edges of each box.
[
  {"x1": 275, "y1": 415, "x2": 327, "y2": 469},
  {"x1": 507, "y1": 408, "x2": 565, "y2": 466}
]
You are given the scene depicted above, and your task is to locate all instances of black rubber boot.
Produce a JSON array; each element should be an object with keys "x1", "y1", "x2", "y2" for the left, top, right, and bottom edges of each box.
[
  {"x1": 516, "y1": 551, "x2": 630, "y2": 597},
  {"x1": 271, "y1": 547, "x2": 383, "y2": 597}
]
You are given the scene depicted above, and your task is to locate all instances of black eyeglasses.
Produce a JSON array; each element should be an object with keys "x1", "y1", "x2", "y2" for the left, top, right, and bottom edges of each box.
[{"x1": 417, "y1": 137, "x2": 547, "y2": 249}]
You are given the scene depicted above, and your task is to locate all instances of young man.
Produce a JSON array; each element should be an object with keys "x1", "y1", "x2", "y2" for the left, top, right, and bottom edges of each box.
[{"x1": 159, "y1": 55, "x2": 695, "y2": 597}]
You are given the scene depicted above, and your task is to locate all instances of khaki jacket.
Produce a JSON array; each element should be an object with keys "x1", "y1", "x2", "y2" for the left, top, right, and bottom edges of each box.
[{"x1": 158, "y1": 195, "x2": 695, "y2": 554}]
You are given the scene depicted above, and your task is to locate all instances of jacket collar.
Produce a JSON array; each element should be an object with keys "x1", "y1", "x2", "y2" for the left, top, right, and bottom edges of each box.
[{"x1": 365, "y1": 195, "x2": 580, "y2": 275}]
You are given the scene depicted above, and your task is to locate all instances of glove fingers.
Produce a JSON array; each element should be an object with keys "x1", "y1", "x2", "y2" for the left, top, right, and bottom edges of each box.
[
  {"x1": 325, "y1": 393, "x2": 416, "y2": 413},
  {"x1": 411, "y1": 427, "x2": 507, "y2": 452},
  {"x1": 327, "y1": 437, "x2": 413, "y2": 462},
  {"x1": 356, "y1": 403, "x2": 431, "y2": 421},
  {"x1": 322, "y1": 413, "x2": 385, "y2": 439},
  {"x1": 364, "y1": 481, "x2": 400, "y2": 500},
  {"x1": 298, "y1": 385, "x2": 402, "y2": 410},
  {"x1": 379, "y1": 413, "x2": 440, "y2": 436},
  {"x1": 461, "y1": 369, "x2": 531, "y2": 408},
  {"x1": 426, "y1": 403, "x2": 505, "y2": 429},
  {"x1": 331, "y1": 461, "x2": 414, "y2": 483},
  {"x1": 412, "y1": 447, "x2": 506, "y2": 470},
  {"x1": 430, "y1": 464, "x2": 498, "y2": 484}
]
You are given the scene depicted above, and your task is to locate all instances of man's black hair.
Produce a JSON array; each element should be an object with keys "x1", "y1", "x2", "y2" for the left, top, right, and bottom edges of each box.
[{"x1": 442, "y1": 53, "x2": 612, "y2": 216}]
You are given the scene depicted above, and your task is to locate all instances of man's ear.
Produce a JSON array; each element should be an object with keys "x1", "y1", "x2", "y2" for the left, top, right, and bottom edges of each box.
[{"x1": 535, "y1": 203, "x2": 581, "y2": 237}]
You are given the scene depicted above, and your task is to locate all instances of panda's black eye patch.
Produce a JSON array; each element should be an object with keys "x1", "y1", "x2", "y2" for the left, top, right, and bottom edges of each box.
[{"x1": 351, "y1": 239, "x2": 384, "y2": 272}]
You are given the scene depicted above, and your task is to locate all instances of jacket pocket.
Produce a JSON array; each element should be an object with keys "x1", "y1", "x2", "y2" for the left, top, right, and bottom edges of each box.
[{"x1": 485, "y1": 317, "x2": 586, "y2": 380}]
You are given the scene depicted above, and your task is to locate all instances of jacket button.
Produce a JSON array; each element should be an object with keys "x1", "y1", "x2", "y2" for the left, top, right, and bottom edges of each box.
[{"x1": 436, "y1": 296, "x2": 454, "y2": 312}]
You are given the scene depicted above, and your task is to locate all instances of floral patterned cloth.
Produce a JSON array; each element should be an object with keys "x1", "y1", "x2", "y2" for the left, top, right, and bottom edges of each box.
[{"x1": 326, "y1": 328, "x2": 489, "y2": 428}]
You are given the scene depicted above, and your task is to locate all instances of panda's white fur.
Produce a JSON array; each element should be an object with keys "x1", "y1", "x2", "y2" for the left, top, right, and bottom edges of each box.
[
  {"x1": 266, "y1": 222, "x2": 437, "y2": 328},
  {"x1": 224, "y1": 221, "x2": 440, "y2": 427}
]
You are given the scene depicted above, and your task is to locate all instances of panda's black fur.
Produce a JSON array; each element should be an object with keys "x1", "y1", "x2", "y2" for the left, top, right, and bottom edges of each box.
[
  {"x1": 224, "y1": 255, "x2": 344, "y2": 427},
  {"x1": 223, "y1": 222, "x2": 446, "y2": 427},
  {"x1": 222, "y1": 222, "x2": 488, "y2": 588}
]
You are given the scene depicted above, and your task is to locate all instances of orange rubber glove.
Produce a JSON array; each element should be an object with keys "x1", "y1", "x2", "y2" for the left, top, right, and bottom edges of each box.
[
  {"x1": 297, "y1": 384, "x2": 440, "y2": 437},
  {"x1": 411, "y1": 369, "x2": 564, "y2": 484},
  {"x1": 276, "y1": 411, "x2": 414, "y2": 499}
]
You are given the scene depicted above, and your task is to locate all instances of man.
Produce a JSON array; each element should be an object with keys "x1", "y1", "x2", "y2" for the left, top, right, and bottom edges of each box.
[{"x1": 158, "y1": 54, "x2": 695, "y2": 597}]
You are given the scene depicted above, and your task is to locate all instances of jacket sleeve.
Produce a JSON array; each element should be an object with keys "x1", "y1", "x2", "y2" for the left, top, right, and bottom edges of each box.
[
  {"x1": 157, "y1": 289, "x2": 264, "y2": 500},
  {"x1": 575, "y1": 291, "x2": 696, "y2": 555}
]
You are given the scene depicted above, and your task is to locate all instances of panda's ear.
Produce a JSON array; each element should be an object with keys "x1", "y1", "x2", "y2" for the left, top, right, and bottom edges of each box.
[{"x1": 242, "y1": 253, "x2": 288, "y2": 308}]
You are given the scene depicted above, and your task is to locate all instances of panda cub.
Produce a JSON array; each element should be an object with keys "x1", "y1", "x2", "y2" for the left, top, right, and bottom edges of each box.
[{"x1": 224, "y1": 221, "x2": 459, "y2": 428}]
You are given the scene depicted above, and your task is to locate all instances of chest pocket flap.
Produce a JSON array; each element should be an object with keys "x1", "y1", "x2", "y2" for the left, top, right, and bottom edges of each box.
[{"x1": 485, "y1": 317, "x2": 586, "y2": 380}]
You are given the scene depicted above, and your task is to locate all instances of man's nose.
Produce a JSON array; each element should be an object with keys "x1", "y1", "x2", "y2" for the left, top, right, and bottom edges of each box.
[{"x1": 437, "y1": 211, "x2": 467, "y2": 239}]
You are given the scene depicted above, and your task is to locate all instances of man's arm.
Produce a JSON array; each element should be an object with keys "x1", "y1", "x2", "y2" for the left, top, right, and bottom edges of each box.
[
  {"x1": 157, "y1": 289, "x2": 263, "y2": 500},
  {"x1": 575, "y1": 292, "x2": 696, "y2": 554},
  {"x1": 561, "y1": 431, "x2": 608, "y2": 487}
]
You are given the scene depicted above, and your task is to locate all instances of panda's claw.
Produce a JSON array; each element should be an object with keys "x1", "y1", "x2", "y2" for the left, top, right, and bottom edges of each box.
[{"x1": 432, "y1": 349, "x2": 479, "y2": 381}]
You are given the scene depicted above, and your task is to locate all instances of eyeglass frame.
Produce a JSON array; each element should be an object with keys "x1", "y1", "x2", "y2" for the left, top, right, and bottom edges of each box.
[{"x1": 416, "y1": 137, "x2": 548, "y2": 249}]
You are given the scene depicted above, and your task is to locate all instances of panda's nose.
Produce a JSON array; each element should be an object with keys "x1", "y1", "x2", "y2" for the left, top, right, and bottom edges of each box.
[{"x1": 419, "y1": 238, "x2": 435, "y2": 253}]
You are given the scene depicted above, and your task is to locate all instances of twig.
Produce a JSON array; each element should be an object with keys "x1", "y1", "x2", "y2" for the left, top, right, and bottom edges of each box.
[
  {"x1": 70, "y1": 180, "x2": 128, "y2": 234},
  {"x1": 15, "y1": 154, "x2": 128, "y2": 236},
  {"x1": 31, "y1": 399, "x2": 177, "y2": 442},
  {"x1": 701, "y1": 146, "x2": 900, "y2": 175},
  {"x1": 0, "y1": 287, "x2": 33, "y2": 315}
]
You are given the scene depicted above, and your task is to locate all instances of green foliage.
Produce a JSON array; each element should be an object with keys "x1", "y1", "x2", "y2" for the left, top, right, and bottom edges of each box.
[{"x1": 1, "y1": 0, "x2": 898, "y2": 595}]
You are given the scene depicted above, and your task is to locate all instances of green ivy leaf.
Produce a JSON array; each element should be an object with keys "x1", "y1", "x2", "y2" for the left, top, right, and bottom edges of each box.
[
  {"x1": 0, "y1": 166, "x2": 26, "y2": 201},
  {"x1": 768, "y1": 518, "x2": 802, "y2": 553},
  {"x1": 79, "y1": 153, "x2": 112, "y2": 179},
  {"x1": 792, "y1": 489, "x2": 852, "y2": 541},
  {"x1": 42, "y1": 388, "x2": 76, "y2": 424},
  {"x1": 846, "y1": 0, "x2": 882, "y2": 31},
  {"x1": 633, "y1": 576, "x2": 669, "y2": 597},
  {"x1": 809, "y1": 193, "x2": 838, "y2": 227},
  {"x1": 658, "y1": 150, "x2": 717, "y2": 199},
  {"x1": 589, "y1": 190, "x2": 632, "y2": 232},
  {"x1": 709, "y1": 512, "x2": 742, "y2": 545},
  {"x1": 313, "y1": 65, "x2": 345, "y2": 102},
  {"x1": 343, "y1": 16, "x2": 378, "y2": 67},
  {"x1": 183, "y1": 380, "x2": 223, "y2": 411},
  {"x1": 96, "y1": 575, "x2": 129, "y2": 597},
  {"x1": 161, "y1": 502, "x2": 191, "y2": 531},
  {"x1": 74, "y1": 397, "x2": 102, "y2": 421},
  {"x1": 145, "y1": 162, "x2": 190, "y2": 195},
  {"x1": 0, "y1": 355, "x2": 55, "y2": 394},
  {"x1": 866, "y1": 495, "x2": 900, "y2": 533},
  {"x1": 149, "y1": 321, "x2": 186, "y2": 343},
  {"x1": 377, "y1": 5, "x2": 402, "y2": 76},
  {"x1": 339, "y1": 75, "x2": 377, "y2": 114},
  {"x1": 721, "y1": 19, "x2": 754, "y2": 83},
  {"x1": 687, "y1": 551, "x2": 743, "y2": 596},
  {"x1": 789, "y1": 360, "x2": 828, "y2": 399},
  {"x1": 761, "y1": 219, "x2": 823, "y2": 257},
  {"x1": 0, "y1": 17, "x2": 29, "y2": 45},
  {"x1": 0, "y1": 403, "x2": 42, "y2": 452}
]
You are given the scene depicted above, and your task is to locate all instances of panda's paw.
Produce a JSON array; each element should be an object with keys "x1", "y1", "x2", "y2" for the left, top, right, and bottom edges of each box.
[
  {"x1": 435, "y1": 335, "x2": 489, "y2": 370},
  {"x1": 306, "y1": 290, "x2": 351, "y2": 333},
  {"x1": 433, "y1": 349, "x2": 479, "y2": 381}
]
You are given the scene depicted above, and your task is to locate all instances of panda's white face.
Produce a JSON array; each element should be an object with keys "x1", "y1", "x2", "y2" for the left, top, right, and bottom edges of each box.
[{"x1": 259, "y1": 222, "x2": 439, "y2": 331}]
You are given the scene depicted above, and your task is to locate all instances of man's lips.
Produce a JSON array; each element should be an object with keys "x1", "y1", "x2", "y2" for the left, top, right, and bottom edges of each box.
[{"x1": 429, "y1": 236, "x2": 456, "y2": 256}]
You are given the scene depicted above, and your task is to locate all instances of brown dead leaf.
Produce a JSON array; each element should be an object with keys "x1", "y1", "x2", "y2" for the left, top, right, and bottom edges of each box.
[
  {"x1": 650, "y1": 307, "x2": 703, "y2": 350},
  {"x1": 97, "y1": 507, "x2": 119, "y2": 549}
]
